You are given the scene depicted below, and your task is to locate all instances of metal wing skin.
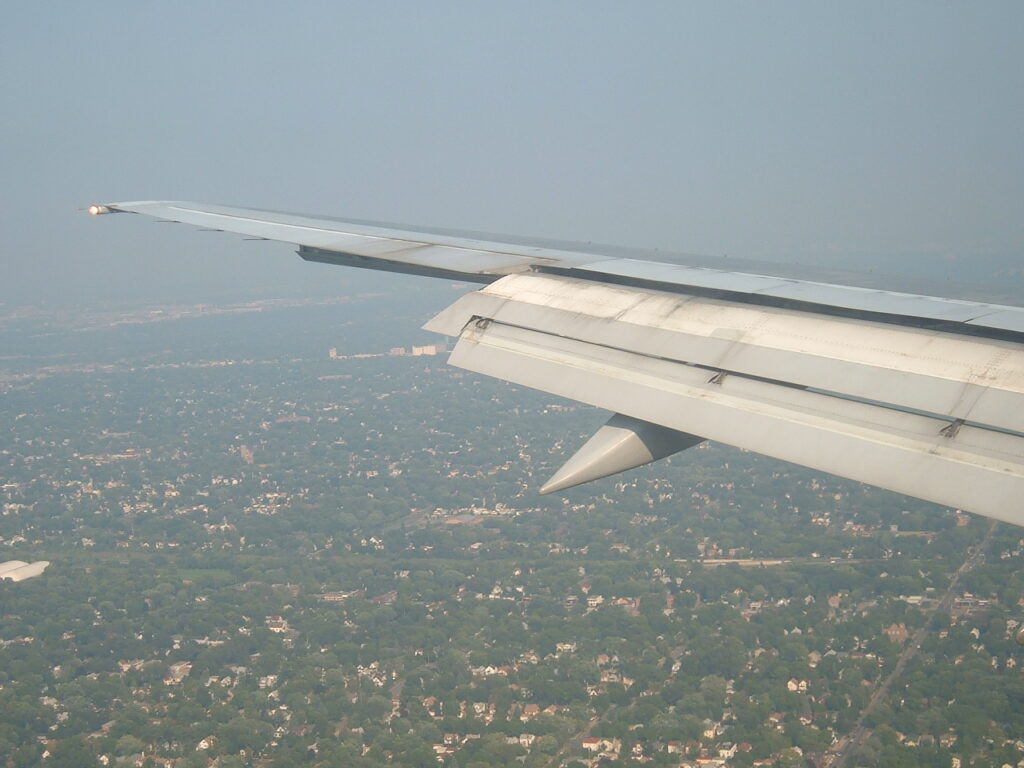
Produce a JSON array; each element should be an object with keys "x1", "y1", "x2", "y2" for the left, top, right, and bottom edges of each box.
[{"x1": 90, "y1": 201, "x2": 1024, "y2": 527}]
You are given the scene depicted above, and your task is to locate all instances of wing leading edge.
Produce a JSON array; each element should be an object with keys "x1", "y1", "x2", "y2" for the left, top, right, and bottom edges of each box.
[{"x1": 90, "y1": 200, "x2": 1024, "y2": 526}]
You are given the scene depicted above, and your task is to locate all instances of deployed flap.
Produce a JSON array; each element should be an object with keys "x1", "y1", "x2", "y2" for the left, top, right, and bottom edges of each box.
[
  {"x1": 445, "y1": 317, "x2": 1024, "y2": 525},
  {"x1": 540, "y1": 414, "x2": 703, "y2": 494}
]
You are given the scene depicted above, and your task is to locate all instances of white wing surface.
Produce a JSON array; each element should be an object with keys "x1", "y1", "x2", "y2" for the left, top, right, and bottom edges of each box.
[{"x1": 90, "y1": 201, "x2": 1024, "y2": 526}]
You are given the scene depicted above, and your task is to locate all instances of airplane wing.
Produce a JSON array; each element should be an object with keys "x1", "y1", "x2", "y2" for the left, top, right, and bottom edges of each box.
[{"x1": 90, "y1": 201, "x2": 1024, "y2": 527}]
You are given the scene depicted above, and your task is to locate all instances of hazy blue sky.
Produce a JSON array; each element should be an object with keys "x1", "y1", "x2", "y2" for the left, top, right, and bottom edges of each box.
[{"x1": 3, "y1": 2, "x2": 1022, "y2": 307}]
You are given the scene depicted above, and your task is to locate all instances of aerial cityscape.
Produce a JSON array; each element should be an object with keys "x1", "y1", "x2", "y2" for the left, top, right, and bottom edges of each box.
[
  {"x1": 4, "y1": 4, "x2": 1024, "y2": 767},
  {"x1": 2, "y1": 285, "x2": 1022, "y2": 768}
]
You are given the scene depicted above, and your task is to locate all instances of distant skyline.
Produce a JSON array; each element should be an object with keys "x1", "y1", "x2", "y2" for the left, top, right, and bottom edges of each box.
[{"x1": 3, "y1": 2, "x2": 1022, "y2": 307}]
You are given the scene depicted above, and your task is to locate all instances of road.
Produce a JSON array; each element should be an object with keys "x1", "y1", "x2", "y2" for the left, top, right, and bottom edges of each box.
[{"x1": 826, "y1": 521, "x2": 996, "y2": 768}]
